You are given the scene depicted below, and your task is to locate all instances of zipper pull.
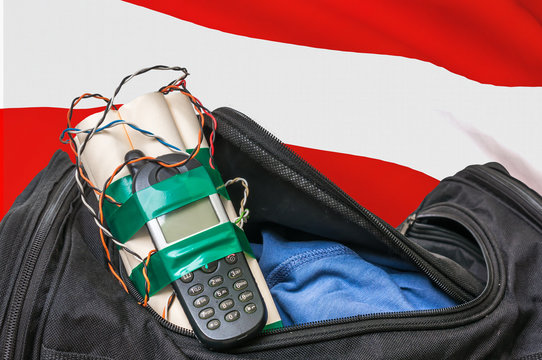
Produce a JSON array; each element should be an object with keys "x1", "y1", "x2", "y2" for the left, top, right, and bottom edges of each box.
[{"x1": 398, "y1": 213, "x2": 417, "y2": 235}]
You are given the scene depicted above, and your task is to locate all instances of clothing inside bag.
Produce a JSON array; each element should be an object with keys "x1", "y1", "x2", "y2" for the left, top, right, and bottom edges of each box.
[{"x1": 251, "y1": 228, "x2": 458, "y2": 327}]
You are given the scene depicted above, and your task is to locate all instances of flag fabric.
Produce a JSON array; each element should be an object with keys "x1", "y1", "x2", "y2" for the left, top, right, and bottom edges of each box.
[{"x1": 2, "y1": 0, "x2": 542, "y2": 224}]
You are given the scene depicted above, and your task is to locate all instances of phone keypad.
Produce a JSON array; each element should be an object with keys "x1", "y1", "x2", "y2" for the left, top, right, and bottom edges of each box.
[
  {"x1": 173, "y1": 252, "x2": 265, "y2": 340},
  {"x1": 224, "y1": 254, "x2": 238, "y2": 265},
  {"x1": 233, "y1": 279, "x2": 248, "y2": 291},
  {"x1": 207, "y1": 319, "x2": 220, "y2": 330},
  {"x1": 201, "y1": 260, "x2": 218, "y2": 273}
]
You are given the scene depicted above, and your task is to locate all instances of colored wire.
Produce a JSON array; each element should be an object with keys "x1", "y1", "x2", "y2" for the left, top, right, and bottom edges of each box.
[
  {"x1": 159, "y1": 83, "x2": 217, "y2": 169},
  {"x1": 77, "y1": 65, "x2": 188, "y2": 160},
  {"x1": 224, "y1": 177, "x2": 250, "y2": 229},
  {"x1": 163, "y1": 292, "x2": 176, "y2": 320},
  {"x1": 61, "y1": 120, "x2": 182, "y2": 152},
  {"x1": 140, "y1": 249, "x2": 157, "y2": 307},
  {"x1": 64, "y1": 65, "x2": 217, "y2": 304}
]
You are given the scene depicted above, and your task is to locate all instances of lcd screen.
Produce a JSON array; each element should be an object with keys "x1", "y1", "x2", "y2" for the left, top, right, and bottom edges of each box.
[{"x1": 157, "y1": 197, "x2": 220, "y2": 243}]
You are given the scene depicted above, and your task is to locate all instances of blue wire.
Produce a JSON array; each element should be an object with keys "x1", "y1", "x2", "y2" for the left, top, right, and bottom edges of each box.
[
  {"x1": 156, "y1": 138, "x2": 181, "y2": 151},
  {"x1": 61, "y1": 120, "x2": 182, "y2": 151}
]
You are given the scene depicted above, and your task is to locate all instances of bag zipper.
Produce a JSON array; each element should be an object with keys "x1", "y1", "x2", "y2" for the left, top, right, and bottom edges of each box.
[
  {"x1": 106, "y1": 107, "x2": 492, "y2": 346},
  {"x1": 398, "y1": 213, "x2": 417, "y2": 235},
  {"x1": 120, "y1": 202, "x2": 499, "y2": 348},
  {"x1": 2, "y1": 172, "x2": 76, "y2": 360},
  {"x1": 260, "y1": 201, "x2": 499, "y2": 336},
  {"x1": 464, "y1": 165, "x2": 542, "y2": 226},
  {"x1": 118, "y1": 109, "x2": 523, "y2": 345},
  {"x1": 212, "y1": 107, "x2": 475, "y2": 303}
]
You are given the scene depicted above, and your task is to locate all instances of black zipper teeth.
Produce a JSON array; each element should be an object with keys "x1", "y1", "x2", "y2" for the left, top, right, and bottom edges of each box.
[
  {"x1": 214, "y1": 108, "x2": 470, "y2": 303},
  {"x1": 263, "y1": 204, "x2": 496, "y2": 335},
  {"x1": 261, "y1": 302, "x2": 471, "y2": 335},
  {"x1": 466, "y1": 166, "x2": 542, "y2": 222},
  {"x1": 120, "y1": 108, "x2": 499, "y2": 338},
  {"x1": 2, "y1": 173, "x2": 75, "y2": 360},
  {"x1": 125, "y1": 110, "x2": 509, "y2": 336},
  {"x1": 201, "y1": 107, "x2": 482, "y2": 336},
  {"x1": 120, "y1": 259, "x2": 196, "y2": 338}
]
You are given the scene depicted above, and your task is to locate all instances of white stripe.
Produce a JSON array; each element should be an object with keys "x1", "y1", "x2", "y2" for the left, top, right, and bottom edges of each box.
[{"x1": 4, "y1": 0, "x2": 542, "y2": 192}]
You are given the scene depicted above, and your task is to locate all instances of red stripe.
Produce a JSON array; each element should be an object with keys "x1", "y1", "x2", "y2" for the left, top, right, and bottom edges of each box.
[
  {"x1": 1, "y1": 107, "x2": 437, "y2": 225},
  {"x1": 124, "y1": 0, "x2": 542, "y2": 86},
  {"x1": 1, "y1": 107, "x2": 100, "y2": 217}
]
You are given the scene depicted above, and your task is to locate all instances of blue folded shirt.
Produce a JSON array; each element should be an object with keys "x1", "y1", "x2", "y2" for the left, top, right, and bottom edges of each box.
[{"x1": 251, "y1": 229, "x2": 457, "y2": 327}]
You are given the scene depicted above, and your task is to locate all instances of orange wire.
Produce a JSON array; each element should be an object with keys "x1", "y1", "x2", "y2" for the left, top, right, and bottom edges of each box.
[
  {"x1": 66, "y1": 93, "x2": 110, "y2": 157},
  {"x1": 86, "y1": 84, "x2": 210, "y2": 298},
  {"x1": 96, "y1": 156, "x2": 156, "y2": 294},
  {"x1": 66, "y1": 92, "x2": 127, "y2": 204},
  {"x1": 107, "y1": 261, "x2": 129, "y2": 293},
  {"x1": 77, "y1": 166, "x2": 118, "y2": 204},
  {"x1": 141, "y1": 249, "x2": 157, "y2": 307},
  {"x1": 96, "y1": 150, "x2": 200, "y2": 295},
  {"x1": 63, "y1": 93, "x2": 130, "y2": 292},
  {"x1": 67, "y1": 93, "x2": 110, "y2": 128},
  {"x1": 158, "y1": 86, "x2": 207, "y2": 166},
  {"x1": 162, "y1": 292, "x2": 176, "y2": 318}
]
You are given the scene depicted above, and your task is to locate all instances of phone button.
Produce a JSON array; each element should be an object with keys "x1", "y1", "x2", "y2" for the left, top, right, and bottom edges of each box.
[
  {"x1": 201, "y1": 261, "x2": 218, "y2": 273},
  {"x1": 188, "y1": 284, "x2": 204, "y2": 296},
  {"x1": 219, "y1": 299, "x2": 234, "y2": 311},
  {"x1": 233, "y1": 279, "x2": 248, "y2": 291},
  {"x1": 238, "y1": 291, "x2": 253, "y2": 302},
  {"x1": 224, "y1": 310, "x2": 240, "y2": 322},
  {"x1": 199, "y1": 307, "x2": 215, "y2": 319},
  {"x1": 208, "y1": 275, "x2": 224, "y2": 287},
  {"x1": 214, "y1": 287, "x2": 229, "y2": 299},
  {"x1": 207, "y1": 319, "x2": 220, "y2": 330},
  {"x1": 227, "y1": 268, "x2": 242, "y2": 279},
  {"x1": 193, "y1": 295, "x2": 209, "y2": 308},
  {"x1": 225, "y1": 254, "x2": 237, "y2": 265},
  {"x1": 244, "y1": 303, "x2": 257, "y2": 314},
  {"x1": 180, "y1": 272, "x2": 194, "y2": 283}
]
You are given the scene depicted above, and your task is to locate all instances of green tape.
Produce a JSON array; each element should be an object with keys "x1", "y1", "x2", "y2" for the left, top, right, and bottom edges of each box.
[
  {"x1": 130, "y1": 222, "x2": 253, "y2": 296},
  {"x1": 102, "y1": 148, "x2": 229, "y2": 241},
  {"x1": 262, "y1": 320, "x2": 284, "y2": 332},
  {"x1": 102, "y1": 149, "x2": 248, "y2": 296},
  {"x1": 104, "y1": 176, "x2": 133, "y2": 204},
  {"x1": 103, "y1": 166, "x2": 217, "y2": 242}
]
